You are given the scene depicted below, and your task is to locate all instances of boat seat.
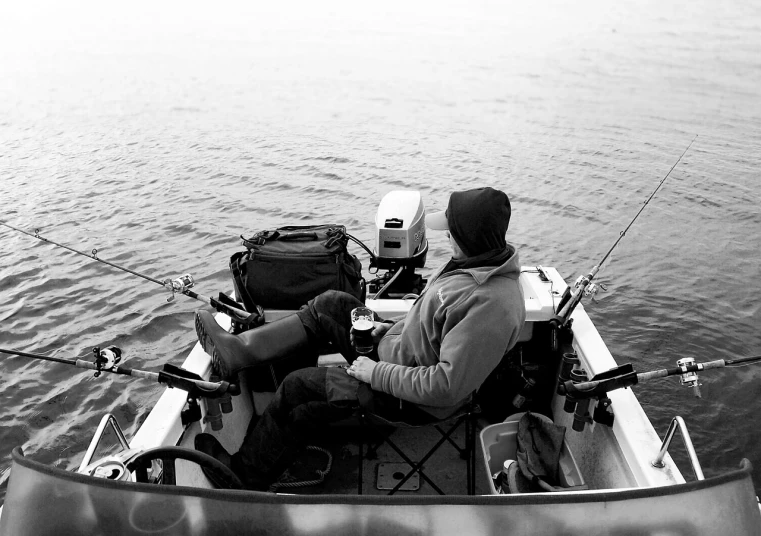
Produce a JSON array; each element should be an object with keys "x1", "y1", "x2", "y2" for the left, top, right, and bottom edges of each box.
[{"x1": 356, "y1": 395, "x2": 480, "y2": 495}]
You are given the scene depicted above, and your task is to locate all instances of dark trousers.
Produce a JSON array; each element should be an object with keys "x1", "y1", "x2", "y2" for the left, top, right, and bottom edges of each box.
[{"x1": 234, "y1": 291, "x2": 391, "y2": 488}]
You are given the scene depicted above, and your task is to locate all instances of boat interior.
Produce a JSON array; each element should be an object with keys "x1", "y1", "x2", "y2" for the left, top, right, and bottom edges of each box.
[
  {"x1": 2, "y1": 266, "x2": 760, "y2": 535},
  {"x1": 163, "y1": 266, "x2": 597, "y2": 496}
]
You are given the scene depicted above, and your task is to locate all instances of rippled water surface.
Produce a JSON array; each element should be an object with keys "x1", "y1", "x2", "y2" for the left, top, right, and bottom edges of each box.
[{"x1": 1, "y1": 0, "x2": 760, "y2": 503}]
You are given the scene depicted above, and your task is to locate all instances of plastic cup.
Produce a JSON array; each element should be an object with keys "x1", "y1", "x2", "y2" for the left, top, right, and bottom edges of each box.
[{"x1": 351, "y1": 307, "x2": 375, "y2": 355}]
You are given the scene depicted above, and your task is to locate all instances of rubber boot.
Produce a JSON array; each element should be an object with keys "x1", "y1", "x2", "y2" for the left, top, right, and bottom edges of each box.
[{"x1": 195, "y1": 310, "x2": 311, "y2": 382}]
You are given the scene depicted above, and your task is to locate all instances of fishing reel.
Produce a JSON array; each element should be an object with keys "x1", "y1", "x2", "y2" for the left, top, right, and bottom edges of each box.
[
  {"x1": 92, "y1": 346, "x2": 122, "y2": 377},
  {"x1": 677, "y1": 357, "x2": 701, "y2": 398},
  {"x1": 164, "y1": 274, "x2": 195, "y2": 302},
  {"x1": 583, "y1": 282, "x2": 607, "y2": 301},
  {"x1": 572, "y1": 275, "x2": 607, "y2": 301}
]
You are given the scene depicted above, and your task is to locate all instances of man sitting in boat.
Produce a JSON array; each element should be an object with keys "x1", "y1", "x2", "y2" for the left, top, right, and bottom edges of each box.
[{"x1": 194, "y1": 186, "x2": 526, "y2": 490}]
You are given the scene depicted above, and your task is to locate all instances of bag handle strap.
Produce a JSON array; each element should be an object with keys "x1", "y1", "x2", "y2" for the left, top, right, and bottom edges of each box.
[
  {"x1": 241, "y1": 230, "x2": 279, "y2": 247},
  {"x1": 279, "y1": 232, "x2": 319, "y2": 241},
  {"x1": 242, "y1": 226, "x2": 350, "y2": 248},
  {"x1": 243, "y1": 229, "x2": 318, "y2": 246}
]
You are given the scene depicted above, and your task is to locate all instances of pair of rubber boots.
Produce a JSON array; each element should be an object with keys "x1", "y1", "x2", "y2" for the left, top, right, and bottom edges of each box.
[{"x1": 195, "y1": 309, "x2": 311, "y2": 383}]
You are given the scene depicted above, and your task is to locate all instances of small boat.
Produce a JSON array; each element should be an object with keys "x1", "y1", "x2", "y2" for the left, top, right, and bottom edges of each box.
[{"x1": 1, "y1": 192, "x2": 759, "y2": 535}]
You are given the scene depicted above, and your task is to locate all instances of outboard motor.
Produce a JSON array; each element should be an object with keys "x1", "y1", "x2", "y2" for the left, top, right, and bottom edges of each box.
[{"x1": 368, "y1": 191, "x2": 429, "y2": 298}]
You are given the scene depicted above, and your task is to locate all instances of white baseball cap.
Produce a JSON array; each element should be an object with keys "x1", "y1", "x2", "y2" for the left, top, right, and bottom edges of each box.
[{"x1": 426, "y1": 210, "x2": 448, "y2": 230}]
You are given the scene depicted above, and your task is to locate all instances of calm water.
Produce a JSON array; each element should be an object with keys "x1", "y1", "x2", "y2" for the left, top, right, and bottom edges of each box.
[{"x1": 1, "y1": 0, "x2": 760, "y2": 503}]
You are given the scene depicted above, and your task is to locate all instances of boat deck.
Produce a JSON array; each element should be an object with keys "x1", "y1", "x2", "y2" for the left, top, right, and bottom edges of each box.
[{"x1": 272, "y1": 418, "x2": 487, "y2": 496}]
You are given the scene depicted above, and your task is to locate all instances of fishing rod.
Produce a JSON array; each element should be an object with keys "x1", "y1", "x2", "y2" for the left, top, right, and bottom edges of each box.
[
  {"x1": 549, "y1": 135, "x2": 698, "y2": 331},
  {"x1": 554, "y1": 353, "x2": 761, "y2": 432},
  {"x1": 0, "y1": 346, "x2": 240, "y2": 398},
  {"x1": 0, "y1": 220, "x2": 257, "y2": 322},
  {"x1": 560, "y1": 354, "x2": 761, "y2": 401}
]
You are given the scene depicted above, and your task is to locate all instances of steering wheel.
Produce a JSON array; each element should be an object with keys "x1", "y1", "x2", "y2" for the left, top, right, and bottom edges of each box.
[{"x1": 127, "y1": 446, "x2": 243, "y2": 489}]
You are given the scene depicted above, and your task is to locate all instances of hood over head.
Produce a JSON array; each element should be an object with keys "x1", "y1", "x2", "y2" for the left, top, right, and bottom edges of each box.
[{"x1": 427, "y1": 187, "x2": 511, "y2": 257}]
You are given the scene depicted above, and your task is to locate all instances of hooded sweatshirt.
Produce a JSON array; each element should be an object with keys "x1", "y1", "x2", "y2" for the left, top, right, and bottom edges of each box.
[
  {"x1": 446, "y1": 187, "x2": 511, "y2": 258},
  {"x1": 371, "y1": 244, "x2": 526, "y2": 418}
]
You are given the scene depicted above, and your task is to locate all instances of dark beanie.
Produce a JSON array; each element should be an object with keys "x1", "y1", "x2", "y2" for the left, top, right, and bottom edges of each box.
[{"x1": 447, "y1": 187, "x2": 511, "y2": 257}]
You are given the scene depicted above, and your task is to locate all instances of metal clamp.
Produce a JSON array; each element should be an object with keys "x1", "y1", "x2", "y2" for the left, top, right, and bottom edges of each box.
[
  {"x1": 651, "y1": 416, "x2": 705, "y2": 480},
  {"x1": 78, "y1": 413, "x2": 131, "y2": 473}
]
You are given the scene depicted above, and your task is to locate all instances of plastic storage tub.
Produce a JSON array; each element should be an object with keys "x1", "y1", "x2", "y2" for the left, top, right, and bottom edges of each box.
[{"x1": 479, "y1": 412, "x2": 585, "y2": 494}]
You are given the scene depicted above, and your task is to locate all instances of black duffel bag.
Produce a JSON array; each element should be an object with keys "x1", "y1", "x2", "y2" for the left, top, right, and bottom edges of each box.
[{"x1": 230, "y1": 224, "x2": 365, "y2": 312}]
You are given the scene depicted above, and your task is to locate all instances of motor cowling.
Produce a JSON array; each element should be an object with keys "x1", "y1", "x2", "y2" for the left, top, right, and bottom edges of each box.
[{"x1": 373, "y1": 191, "x2": 428, "y2": 271}]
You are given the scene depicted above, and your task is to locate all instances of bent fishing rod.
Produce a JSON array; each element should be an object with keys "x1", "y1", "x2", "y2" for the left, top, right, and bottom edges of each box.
[
  {"x1": 550, "y1": 135, "x2": 698, "y2": 330},
  {"x1": 0, "y1": 346, "x2": 240, "y2": 398},
  {"x1": 0, "y1": 221, "x2": 255, "y2": 322}
]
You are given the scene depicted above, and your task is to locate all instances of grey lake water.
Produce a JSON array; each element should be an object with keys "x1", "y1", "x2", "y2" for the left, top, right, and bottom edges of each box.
[{"x1": 1, "y1": 0, "x2": 760, "y2": 504}]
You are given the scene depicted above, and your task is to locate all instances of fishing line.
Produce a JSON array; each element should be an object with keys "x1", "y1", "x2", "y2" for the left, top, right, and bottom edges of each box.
[
  {"x1": 550, "y1": 135, "x2": 698, "y2": 330},
  {"x1": 597, "y1": 135, "x2": 698, "y2": 269},
  {"x1": 0, "y1": 220, "x2": 254, "y2": 322}
]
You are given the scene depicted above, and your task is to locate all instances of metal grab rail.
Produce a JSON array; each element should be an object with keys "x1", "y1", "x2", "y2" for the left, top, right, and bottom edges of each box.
[
  {"x1": 77, "y1": 413, "x2": 131, "y2": 473},
  {"x1": 651, "y1": 416, "x2": 705, "y2": 480}
]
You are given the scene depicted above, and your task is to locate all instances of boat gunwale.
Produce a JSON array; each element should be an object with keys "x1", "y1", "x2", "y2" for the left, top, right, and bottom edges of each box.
[{"x1": 7, "y1": 446, "x2": 754, "y2": 506}]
